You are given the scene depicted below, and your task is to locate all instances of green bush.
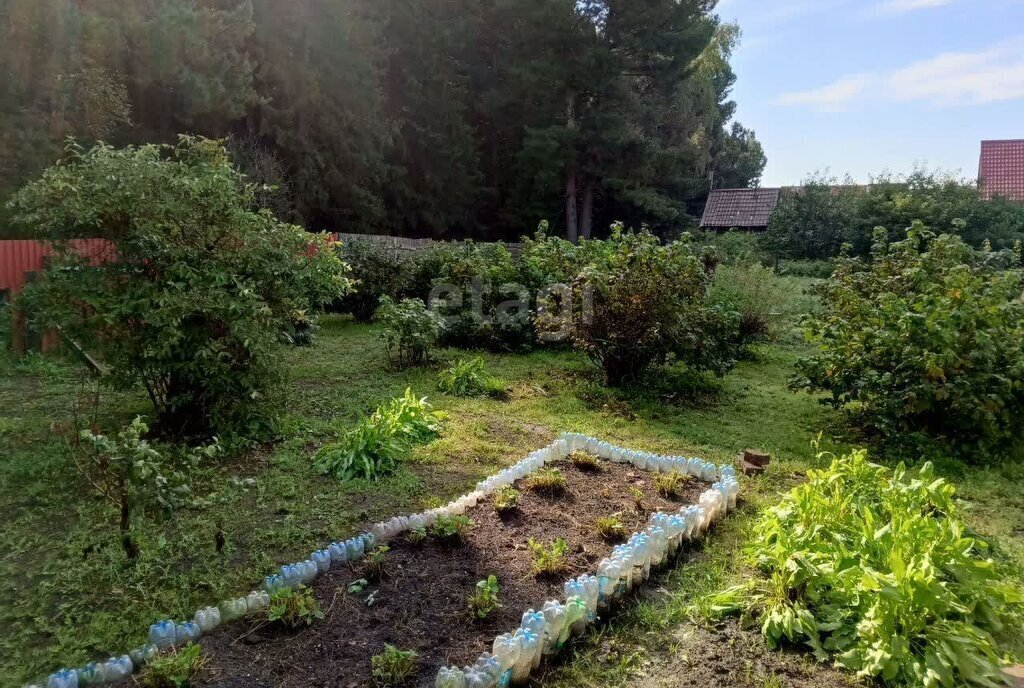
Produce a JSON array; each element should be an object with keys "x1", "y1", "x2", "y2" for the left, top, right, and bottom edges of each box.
[
  {"x1": 437, "y1": 357, "x2": 506, "y2": 397},
  {"x1": 268, "y1": 585, "x2": 324, "y2": 629},
  {"x1": 710, "y1": 449, "x2": 1022, "y2": 688},
  {"x1": 139, "y1": 644, "x2": 205, "y2": 688},
  {"x1": 314, "y1": 389, "x2": 444, "y2": 480},
  {"x1": 336, "y1": 239, "x2": 411, "y2": 322},
  {"x1": 377, "y1": 297, "x2": 445, "y2": 367},
  {"x1": 540, "y1": 226, "x2": 739, "y2": 386},
  {"x1": 9, "y1": 138, "x2": 351, "y2": 437},
  {"x1": 793, "y1": 224, "x2": 1024, "y2": 454}
]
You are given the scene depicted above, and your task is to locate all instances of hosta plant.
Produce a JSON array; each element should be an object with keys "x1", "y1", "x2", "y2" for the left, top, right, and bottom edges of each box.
[
  {"x1": 709, "y1": 448, "x2": 1022, "y2": 688},
  {"x1": 437, "y1": 357, "x2": 506, "y2": 397}
]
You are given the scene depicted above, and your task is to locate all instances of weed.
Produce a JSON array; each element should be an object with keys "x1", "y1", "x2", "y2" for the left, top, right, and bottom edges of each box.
[
  {"x1": 525, "y1": 468, "x2": 567, "y2": 495},
  {"x1": 570, "y1": 451, "x2": 601, "y2": 472},
  {"x1": 437, "y1": 357, "x2": 507, "y2": 397},
  {"x1": 653, "y1": 470, "x2": 690, "y2": 498},
  {"x1": 492, "y1": 486, "x2": 520, "y2": 514},
  {"x1": 267, "y1": 585, "x2": 324, "y2": 629},
  {"x1": 371, "y1": 645, "x2": 419, "y2": 687},
  {"x1": 139, "y1": 644, "x2": 205, "y2": 688},
  {"x1": 629, "y1": 486, "x2": 646, "y2": 513},
  {"x1": 406, "y1": 527, "x2": 427, "y2": 546},
  {"x1": 528, "y1": 537, "x2": 569, "y2": 577},
  {"x1": 595, "y1": 514, "x2": 627, "y2": 542},
  {"x1": 468, "y1": 574, "x2": 502, "y2": 619},
  {"x1": 429, "y1": 514, "x2": 474, "y2": 544},
  {"x1": 363, "y1": 545, "x2": 390, "y2": 582}
]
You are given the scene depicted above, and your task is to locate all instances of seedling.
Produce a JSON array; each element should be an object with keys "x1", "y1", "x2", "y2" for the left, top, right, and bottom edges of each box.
[
  {"x1": 525, "y1": 468, "x2": 567, "y2": 495},
  {"x1": 364, "y1": 545, "x2": 390, "y2": 582},
  {"x1": 629, "y1": 486, "x2": 646, "y2": 513},
  {"x1": 407, "y1": 527, "x2": 427, "y2": 546},
  {"x1": 492, "y1": 486, "x2": 520, "y2": 514},
  {"x1": 371, "y1": 644, "x2": 419, "y2": 687},
  {"x1": 139, "y1": 643, "x2": 205, "y2": 688},
  {"x1": 468, "y1": 574, "x2": 502, "y2": 619},
  {"x1": 268, "y1": 585, "x2": 324, "y2": 629},
  {"x1": 654, "y1": 470, "x2": 690, "y2": 498},
  {"x1": 528, "y1": 537, "x2": 569, "y2": 577},
  {"x1": 348, "y1": 578, "x2": 370, "y2": 594},
  {"x1": 570, "y1": 451, "x2": 601, "y2": 472},
  {"x1": 429, "y1": 514, "x2": 474, "y2": 544},
  {"x1": 595, "y1": 514, "x2": 627, "y2": 542}
]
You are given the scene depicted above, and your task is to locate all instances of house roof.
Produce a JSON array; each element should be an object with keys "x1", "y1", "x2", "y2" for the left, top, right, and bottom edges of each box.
[
  {"x1": 979, "y1": 139, "x2": 1024, "y2": 201},
  {"x1": 700, "y1": 188, "x2": 781, "y2": 229}
]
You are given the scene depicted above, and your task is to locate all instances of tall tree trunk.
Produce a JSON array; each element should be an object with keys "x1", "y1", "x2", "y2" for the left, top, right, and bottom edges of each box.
[
  {"x1": 565, "y1": 89, "x2": 579, "y2": 243},
  {"x1": 580, "y1": 178, "x2": 595, "y2": 239}
]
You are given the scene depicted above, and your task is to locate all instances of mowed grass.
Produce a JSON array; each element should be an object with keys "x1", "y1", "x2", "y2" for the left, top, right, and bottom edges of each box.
[{"x1": 1, "y1": 316, "x2": 1022, "y2": 685}]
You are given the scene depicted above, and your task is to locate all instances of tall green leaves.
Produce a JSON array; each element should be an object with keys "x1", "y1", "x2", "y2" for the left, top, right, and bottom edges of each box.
[{"x1": 712, "y1": 449, "x2": 1022, "y2": 687}]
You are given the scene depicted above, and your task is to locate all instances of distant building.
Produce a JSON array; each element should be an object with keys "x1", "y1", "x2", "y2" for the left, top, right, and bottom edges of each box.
[
  {"x1": 700, "y1": 188, "x2": 781, "y2": 232},
  {"x1": 979, "y1": 139, "x2": 1024, "y2": 201}
]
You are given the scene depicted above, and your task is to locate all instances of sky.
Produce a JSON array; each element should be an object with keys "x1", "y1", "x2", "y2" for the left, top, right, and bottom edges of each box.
[{"x1": 716, "y1": 0, "x2": 1024, "y2": 187}]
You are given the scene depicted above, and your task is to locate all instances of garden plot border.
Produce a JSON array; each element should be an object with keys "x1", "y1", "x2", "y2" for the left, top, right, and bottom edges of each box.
[{"x1": 34, "y1": 433, "x2": 740, "y2": 688}]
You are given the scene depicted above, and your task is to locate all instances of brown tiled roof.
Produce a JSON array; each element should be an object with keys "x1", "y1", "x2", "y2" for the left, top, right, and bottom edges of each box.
[
  {"x1": 979, "y1": 140, "x2": 1024, "y2": 201},
  {"x1": 700, "y1": 188, "x2": 781, "y2": 229}
]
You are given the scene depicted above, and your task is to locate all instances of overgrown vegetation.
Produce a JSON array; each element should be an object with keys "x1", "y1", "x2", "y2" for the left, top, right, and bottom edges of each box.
[
  {"x1": 267, "y1": 585, "x2": 324, "y2": 629},
  {"x1": 437, "y1": 357, "x2": 506, "y2": 397},
  {"x1": 370, "y1": 645, "x2": 419, "y2": 688},
  {"x1": 794, "y1": 224, "x2": 1024, "y2": 455},
  {"x1": 138, "y1": 644, "x2": 205, "y2": 688},
  {"x1": 314, "y1": 390, "x2": 444, "y2": 480},
  {"x1": 528, "y1": 537, "x2": 570, "y2": 577},
  {"x1": 468, "y1": 575, "x2": 502, "y2": 620},
  {"x1": 711, "y1": 449, "x2": 1022, "y2": 688},
  {"x1": 10, "y1": 138, "x2": 351, "y2": 438},
  {"x1": 335, "y1": 240, "x2": 410, "y2": 322},
  {"x1": 377, "y1": 297, "x2": 445, "y2": 368}
]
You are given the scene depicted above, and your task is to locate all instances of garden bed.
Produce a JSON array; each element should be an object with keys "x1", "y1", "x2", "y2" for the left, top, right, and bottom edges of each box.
[{"x1": 193, "y1": 457, "x2": 702, "y2": 687}]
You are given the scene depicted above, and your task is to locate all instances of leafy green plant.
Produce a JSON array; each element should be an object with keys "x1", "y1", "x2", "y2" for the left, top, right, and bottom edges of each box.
[
  {"x1": 335, "y1": 239, "x2": 411, "y2": 322},
  {"x1": 709, "y1": 448, "x2": 1022, "y2": 688},
  {"x1": 595, "y1": 514, "x2": 626, "y2": 542},
  {"x1": 429, "y1": 514, "x2": 474, "y2": 544},
  {"x1": 267, "y1": 585, "x2": 324, "y2": 629},
  {"x1": 793, "y1": 224, "x2": 1024, "y2": 455},
  {"x1": 348, "y1": 579, "x2": 370, "y2": 594},
  {"x1": 468, "y1": 574, "x2": 502, "y2": 619},
  {"x1": 139, "y1": 643, "x2": 205, "y2": 688},
  {"x1": 525, "y1": 468, "x2": 567, "y2": 495},
  {"x1": 528, "y1": 537, "x2": 569, "y2": 577},
  {"x1": 314, "y1": 390, "x2": 444, "y2": 481},
  {"x1": 371, "y1": 645, "x2": 419, "y2": 687},
  {"x1": 11, "y1": 138, "x2": 351, "y2": 437},
  {"x1": 377, "y1": 296, "x2": 445, "y2": 367},
  {"x1": 77, "y1": 417, "x2": 214, "y2": 559},
  {"x1": 363, "y1": 545, "x2": 390, "y2": 582},
  {"x1": 629, "y1": 486, "x2": 646, "y2": 513},
  {"x1": 570, "y1": 451, "x2": 601, "y2": 472},
  {"x1": 406, "y1": 527, "x2": 427, "y2": 546},
  {"x1": 492, "y1": 486, "x2": 520, "y2": 514},
  {"x1": 437, "y1": 357, "x2": 506, "y2": 397},
  {"x1": 653, "y1": 470, "x2": 689, "y2": 498}
]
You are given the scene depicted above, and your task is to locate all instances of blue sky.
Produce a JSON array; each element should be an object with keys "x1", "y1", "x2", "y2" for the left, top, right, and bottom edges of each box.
[{"x1": 716, "y1": 0, "x2": 1024, "y2": 186}]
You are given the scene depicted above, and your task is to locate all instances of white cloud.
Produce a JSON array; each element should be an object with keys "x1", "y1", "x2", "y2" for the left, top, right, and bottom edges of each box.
[
  {"x1": 775, "y1": 39, "x2": 1024, "y2": 110},
  {"x1": 875, "y1": 0, "x2": 954, "y2": 14}
]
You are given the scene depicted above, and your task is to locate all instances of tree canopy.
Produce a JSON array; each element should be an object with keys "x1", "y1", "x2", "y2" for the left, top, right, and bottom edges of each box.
[{"x1": 0, "y1": 0, "x2": 765, "y2": 240}]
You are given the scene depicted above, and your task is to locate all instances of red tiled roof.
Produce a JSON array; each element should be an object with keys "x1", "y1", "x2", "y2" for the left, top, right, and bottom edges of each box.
[
  {"x1": 700, "y1": 188, "x2": 781, "y2": 230},
  {"x1": 979, "y1": 139, "x2": 1024, "y2": 201}
]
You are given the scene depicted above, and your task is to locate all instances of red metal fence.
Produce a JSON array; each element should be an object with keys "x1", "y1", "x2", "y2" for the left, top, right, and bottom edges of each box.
[{"x1": 0, "y1": 239, "x2": 117, "y2": 296}]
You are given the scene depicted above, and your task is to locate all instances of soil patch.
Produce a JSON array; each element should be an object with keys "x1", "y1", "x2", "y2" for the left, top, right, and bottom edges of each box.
[{"x1": 194, "y1": 458, "x2": 702, "y2": 688}]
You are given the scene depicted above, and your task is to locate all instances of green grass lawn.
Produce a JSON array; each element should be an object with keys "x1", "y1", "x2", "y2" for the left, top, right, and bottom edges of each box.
[{"x1": 1, "y1": 316, "x2": 1021, "y2": 685}]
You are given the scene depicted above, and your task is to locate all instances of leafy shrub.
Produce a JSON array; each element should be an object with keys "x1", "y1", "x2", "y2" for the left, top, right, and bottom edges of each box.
[
  {"x1": 793, "y1": 224, "x2": 1024, "y2": 454},
  {"x1": 364, "y1": 545, "x2": 390, "y2": 582},
  {"x1": 525, "y1": 468, "x2": 567, "y2": 495},
  {"x1": 10, "y1": 138, "x2": 351, "y2": 437},
  {"x1": 139, "y1": 644, "x2": 205, "y2": 688},
  {"x1": 595, "y1": 515, "x2": 626, "y2": 542},
  {"x1": 528, "y1": 537, "x2": 569, "y2": 577},
  {"x1": 653, "y1": 470, "x2": 689, "y2": 498},
  {"x1": 710, "y1": 449, "x2": 1022, "y2": 688},
  {"x1": 314, "y1": 390, "x2": 444, "y2": 480},
  {"x1": 437, "y1": 357, "x2": 506, "y2": 397},
  {"x1": 377, "y1": 297, "x2": 445, "y2": 367},
  {"x1": 335, "y1": 239, "x2": 411, "y2": 322},
  {"x1": 569, "y1": 451, "x2": 601, "y2": 472},
  {"x1": 429, "y1": 514, "x2": 474, "y2": 544},
  {"x1": 539, "y1": 227, "x2": 739, "y2": 386},
  {"x1": 492, "y1": 486, "x2": 520, "y2": 514},
  {"x1": 268, "y1": 585, "x2": 324, "y2": 629},
  {"x1": 371, "y1": 645, "x2": 419, "y2": 687},
  {"x1": 468, "y1": 575, "x2": 502, "y2": 619}
]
